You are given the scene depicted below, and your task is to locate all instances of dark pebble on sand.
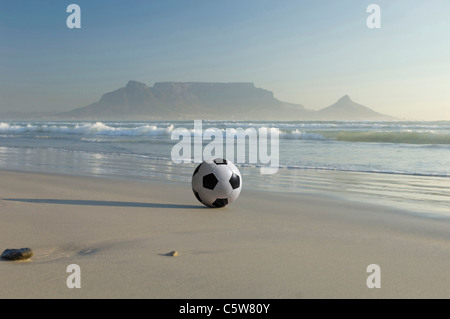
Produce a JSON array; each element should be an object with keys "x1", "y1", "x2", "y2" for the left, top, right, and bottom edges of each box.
[
  {"x1": 1, "y1": 248, "x2": 33, "y2": 261},
  {"x1": 166, "y1": 251, "x2": 178, "y2": 256}
]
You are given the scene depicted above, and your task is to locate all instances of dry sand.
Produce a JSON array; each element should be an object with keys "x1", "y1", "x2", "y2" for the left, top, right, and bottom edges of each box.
[{"x1": 1, "y1": 169, "x2": 450, "y2": 298}]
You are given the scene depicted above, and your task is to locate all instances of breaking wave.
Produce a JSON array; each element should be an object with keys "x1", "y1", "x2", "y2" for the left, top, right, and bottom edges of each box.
[
  {"x1": 222, "y1": 128, "x2": 450, "y2": 144},
  {"x1": 0, "y1": 122, "x2": 174, "y2": 136},
  {"x1": 1, "y1": 121, "x2": 449, "y2": 144},
  {"x1": 328, "y1": 131, "x2": 450, "y2": 144}
]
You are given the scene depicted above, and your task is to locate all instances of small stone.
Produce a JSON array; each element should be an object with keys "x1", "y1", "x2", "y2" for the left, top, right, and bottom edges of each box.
[
  {"x1": 166, "y1": 251, "x2": 178, "y2": 257},
  {"x1": 1, "y1": 248, "x2": 33, "y2": 261}
]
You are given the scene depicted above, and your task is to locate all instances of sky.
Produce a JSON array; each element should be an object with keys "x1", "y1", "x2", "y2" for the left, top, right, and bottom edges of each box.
[{"x1": 0, "y1": 0, "x2": 449, "y2": 120}]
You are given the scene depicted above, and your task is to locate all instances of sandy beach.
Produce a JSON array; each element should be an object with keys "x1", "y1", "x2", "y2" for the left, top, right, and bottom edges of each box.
[{"x1": 1, "y1": 169, "x2": 450, "y2": 298}]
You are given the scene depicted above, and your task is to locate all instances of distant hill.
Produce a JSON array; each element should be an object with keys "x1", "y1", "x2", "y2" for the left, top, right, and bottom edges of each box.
[
  {"x1": 2, "y1": 81, "x2": 395, "y2": 121},
  {"x1": 57, "y1": 81, "x2": 308, "y2": 120},
  {"x1": 316, "y1": 95, "x2": 395, "y2": 121}
]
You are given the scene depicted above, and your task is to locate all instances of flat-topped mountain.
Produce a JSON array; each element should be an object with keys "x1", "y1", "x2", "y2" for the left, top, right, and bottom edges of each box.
[
  {"x1": 58, "y1": 81, "x2": 307, "y2": 120},
  {"x1": 9, "y1": 81, "x2": 394, "y2": 120}
]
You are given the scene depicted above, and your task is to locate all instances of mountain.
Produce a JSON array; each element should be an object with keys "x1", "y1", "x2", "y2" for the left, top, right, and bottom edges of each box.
[
  {"x1": 58, "y1": 81, "x2": 308, "y2": 120},
  {"x1": 9, "y1": 81, "x2": 394, "y2": 121},
  {"x1": 315, "y1": 95, "x2": 395, "y2": 121}
]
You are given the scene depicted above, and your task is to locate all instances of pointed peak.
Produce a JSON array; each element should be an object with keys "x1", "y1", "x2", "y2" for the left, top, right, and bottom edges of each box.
[{"x1": 338, "y1": 95, "x2": 352, "y2": 102}]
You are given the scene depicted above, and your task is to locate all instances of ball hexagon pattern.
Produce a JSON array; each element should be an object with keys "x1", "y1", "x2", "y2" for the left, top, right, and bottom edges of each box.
[{"x1": 192, "y1": 158, "x2": 242, "y2": 208}]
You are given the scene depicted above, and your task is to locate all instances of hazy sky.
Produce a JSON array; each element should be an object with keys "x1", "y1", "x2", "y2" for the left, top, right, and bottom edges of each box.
[{"x1": 1, "y1": 0, "x2": 449, "y2": 120}]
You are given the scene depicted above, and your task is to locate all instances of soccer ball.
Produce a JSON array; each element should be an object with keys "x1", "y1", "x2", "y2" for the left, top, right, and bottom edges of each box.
[{"x1": 192, "y1": 158, "x2": 242, "y2": 208}]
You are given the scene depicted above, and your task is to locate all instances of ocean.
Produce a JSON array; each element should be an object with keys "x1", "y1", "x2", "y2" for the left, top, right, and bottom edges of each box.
[{"x1": 0, "y1": 120, "x2": 449, "y2": 217}]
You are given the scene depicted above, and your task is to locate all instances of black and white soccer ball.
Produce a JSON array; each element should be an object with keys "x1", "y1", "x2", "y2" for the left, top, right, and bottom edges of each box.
[{"x1": 192, "y1": 158, "x2": 242, "y2": 208}]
